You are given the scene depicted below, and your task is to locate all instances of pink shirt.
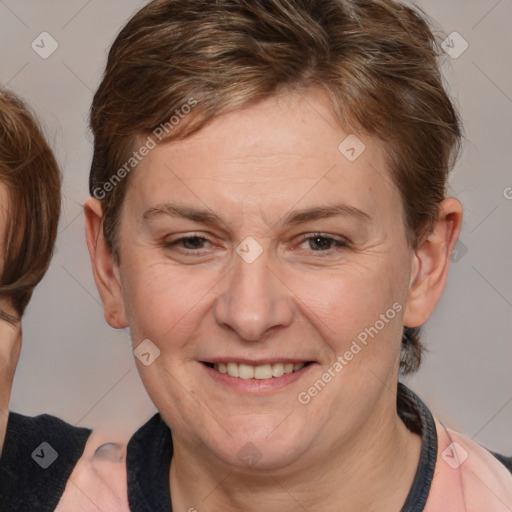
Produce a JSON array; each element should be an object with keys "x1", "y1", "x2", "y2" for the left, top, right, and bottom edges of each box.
[{"x1": 424, "y1": 418, "x2": 512, "y2": 511}]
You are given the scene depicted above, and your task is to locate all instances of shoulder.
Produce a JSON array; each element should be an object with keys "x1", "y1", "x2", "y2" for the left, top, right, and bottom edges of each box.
[
  {"x1": 426, "y1": 418, "x2": 512, "y2": 512},
  {"x1": 57, "y1": 415, "x2": 169, "y2": 512},
  {"x1": 56, "y1": 428, "x2": 130, "y2": 512},
  {"x1": 0, "y1": 412, "x2": 92, "y2": 512},
  {"x1": 0, "y1": 411, "x2": 130, "y2": 512}
]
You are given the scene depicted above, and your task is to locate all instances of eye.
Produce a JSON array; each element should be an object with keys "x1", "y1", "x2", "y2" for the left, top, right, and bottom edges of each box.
[
  {"x1": 164, "y1": 235, "x2": 212, "y2": 253},
  {"x1": 297, "y1": 234, "x2": 349, "y2": 253}
]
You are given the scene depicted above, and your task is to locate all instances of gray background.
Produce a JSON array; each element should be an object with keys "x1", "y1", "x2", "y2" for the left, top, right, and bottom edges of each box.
[{"x1": 1, "y1": 0, "x2": 511, "y2": 452}]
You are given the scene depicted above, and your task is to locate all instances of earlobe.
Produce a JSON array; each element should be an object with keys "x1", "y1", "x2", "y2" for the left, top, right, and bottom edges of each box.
[
  {"x1": 403, "y1": 198, "x2": 463, "y2": 328},
  {"x1": 84, "y1": 198, "x2": 127, "y2": 329}
]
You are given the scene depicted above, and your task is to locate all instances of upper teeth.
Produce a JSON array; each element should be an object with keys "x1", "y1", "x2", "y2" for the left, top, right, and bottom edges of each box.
[{"x1": 214, "y1": 362, "x2": 305, "y2": 380}]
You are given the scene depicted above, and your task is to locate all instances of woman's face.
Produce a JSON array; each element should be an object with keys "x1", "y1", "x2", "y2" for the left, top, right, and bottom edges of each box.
[{"x1": 109, "y1": 89, "x2": 420, "y2": 470}]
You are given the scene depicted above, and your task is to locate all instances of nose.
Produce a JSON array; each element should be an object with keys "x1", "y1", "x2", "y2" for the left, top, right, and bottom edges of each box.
[{"x1": 213, "y1": 248, "x2": 294, "y2": 342}]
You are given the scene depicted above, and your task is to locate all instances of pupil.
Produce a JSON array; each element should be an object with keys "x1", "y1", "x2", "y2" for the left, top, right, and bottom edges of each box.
[
  {"x1": 185, "y1": 237, "x2": 202, "y2": 249},
  {"x1": 312, "y1": 237, "x2": 330, "y2": 251}
]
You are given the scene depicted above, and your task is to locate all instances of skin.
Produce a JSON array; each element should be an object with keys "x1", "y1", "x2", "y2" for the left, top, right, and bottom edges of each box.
[{"x1": 85, "y1": 88, "x2": 462, "y2": 511}]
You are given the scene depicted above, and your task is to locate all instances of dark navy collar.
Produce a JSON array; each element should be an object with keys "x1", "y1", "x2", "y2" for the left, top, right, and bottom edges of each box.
[
  {"x1": 127, "y1": 413, "x2": 174, "y2": 512},
  {"x1": 398, "y1": 383, "x2": 438, "y2": 512}
]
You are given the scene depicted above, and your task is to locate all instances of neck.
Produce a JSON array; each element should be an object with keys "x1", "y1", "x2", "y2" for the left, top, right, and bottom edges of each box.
[{"x1": 169, "y1": 389, "x2": 422, "y2": 512}]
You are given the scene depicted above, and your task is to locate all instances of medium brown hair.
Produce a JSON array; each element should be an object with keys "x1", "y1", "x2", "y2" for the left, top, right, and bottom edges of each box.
[
  {"x1": 0, "y1": 89, "x2": 61, "y2": 321},
  {"x1": 89, "y1": 0, "x2": 462, "y2": 374}
]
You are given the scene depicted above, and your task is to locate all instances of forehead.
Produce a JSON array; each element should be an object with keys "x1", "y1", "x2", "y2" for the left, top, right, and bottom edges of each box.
[{"x1": 124, "y1": 88, "x2": 401, "y2": 227}]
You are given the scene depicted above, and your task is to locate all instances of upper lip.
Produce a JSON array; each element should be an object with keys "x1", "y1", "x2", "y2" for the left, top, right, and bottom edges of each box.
[{"x1": 202, "y1": 358, "x2": 313, "y2": 365}]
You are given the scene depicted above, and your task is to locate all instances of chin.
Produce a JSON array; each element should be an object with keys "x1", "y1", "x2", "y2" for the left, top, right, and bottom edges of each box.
[{"x1": 205, "y1": 417, "x2": 314, "y2": 472}]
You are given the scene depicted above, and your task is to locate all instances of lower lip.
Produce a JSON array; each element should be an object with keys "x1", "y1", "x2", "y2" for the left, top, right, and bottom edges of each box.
[{"x1": 201, "y1": 363, "x2": 315, "y2": 394}]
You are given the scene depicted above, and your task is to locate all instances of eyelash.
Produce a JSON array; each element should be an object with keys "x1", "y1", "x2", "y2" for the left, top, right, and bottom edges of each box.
[{"x1": 164, "y1": 233, "x2": 349, "y2": 256}]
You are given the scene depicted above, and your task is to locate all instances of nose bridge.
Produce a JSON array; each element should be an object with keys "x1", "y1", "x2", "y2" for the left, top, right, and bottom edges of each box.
[{"x1": 214, "y1": 245, "x2": 292, "y2": 341}]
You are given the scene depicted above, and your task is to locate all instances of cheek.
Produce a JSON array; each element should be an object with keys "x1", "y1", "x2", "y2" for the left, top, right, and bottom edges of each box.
[
  {"x1": 288, "y1": 256, "x2": 410, "y2": 355},
  {"x1": 120, "y1": 259, "x2": 218, "y2": 347}
]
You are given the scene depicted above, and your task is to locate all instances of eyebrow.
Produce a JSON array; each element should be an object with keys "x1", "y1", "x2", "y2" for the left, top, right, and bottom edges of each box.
[{"x1": 142, "y1": 203, "x2": 371, "y2": 228}]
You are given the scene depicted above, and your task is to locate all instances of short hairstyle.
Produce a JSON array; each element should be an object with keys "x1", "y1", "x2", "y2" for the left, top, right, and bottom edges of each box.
[
  {"x1": 89, "y1": 0, "x2": 462, "y2": 375},
  {"x1": 0, "y1": 88, "x2": 61, "y2": 321}
]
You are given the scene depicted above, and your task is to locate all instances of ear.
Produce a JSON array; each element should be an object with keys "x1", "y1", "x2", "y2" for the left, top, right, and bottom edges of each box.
[
  {"x1": 403, "y1": 197, "x2": 463, "y2": 328},
  {"x1": 84, "y1": 198, "x2": 127, "y2": 329}
]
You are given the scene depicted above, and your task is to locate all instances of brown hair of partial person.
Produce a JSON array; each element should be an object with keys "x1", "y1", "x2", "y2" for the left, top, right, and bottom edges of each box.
[
  {"x1": 89, "y1": 0, "x2": 462, "y2": 375},
  {"x1": 0, "y1": 88, "x2": 61, "y2": 321}
]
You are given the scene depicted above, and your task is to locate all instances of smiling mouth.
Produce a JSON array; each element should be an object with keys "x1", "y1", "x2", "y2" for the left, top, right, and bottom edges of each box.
[{"x1": 203, "y1": 361, "x2": 313, "y2": 380}]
